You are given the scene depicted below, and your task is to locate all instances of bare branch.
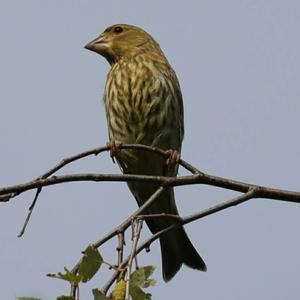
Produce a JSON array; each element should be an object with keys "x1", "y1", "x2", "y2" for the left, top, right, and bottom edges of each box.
[
  {"x1": 0, "y1": 143, "x2": 199, "y2": 202},
  {"x1": 1, "y1": 144, "x2": 299, "y2": 204},
  {"x1": 1, "y1": 171, "x2": 299, "y2": 204},
  {"x1": 40, "y1": 146, "x2": 110, "y2": 179},
  {"x1": 117, "y1": 232, "x2": 125, "y2": 267},
  {"x1": 70, "y1": 186, "x2": 166, "y2": 296},
  {"x1": 138, "y1": 188, "x2": 259, "y2": 252},
  {"x1": 102, "y1": 189, "x2": 258, "y2": 292},
  {"x1": 17, "y1": 187, "x2": 42, "y2": 237},
  {"x1": 137, "y1": 213, "x2": 182, "y2": 222},
  {"x1": 0, "y1": 173, "x2": 158, "y2": 198},
  {"x1": 93, "y1": 186, "x2": 166, "y2": 249},
  {"x1": 125, "y1": 219, "x2": 143, "y2": 300}
]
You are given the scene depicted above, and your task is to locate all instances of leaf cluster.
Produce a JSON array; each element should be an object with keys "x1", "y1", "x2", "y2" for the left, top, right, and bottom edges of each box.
[{"x1": 18, "y1": 246, "x2": 155, "y2": 300}]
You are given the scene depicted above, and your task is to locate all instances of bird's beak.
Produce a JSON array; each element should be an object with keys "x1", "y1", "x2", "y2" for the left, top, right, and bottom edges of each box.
[{"x1": 84, "y1": 34, "x2": 108, "y2": 55}]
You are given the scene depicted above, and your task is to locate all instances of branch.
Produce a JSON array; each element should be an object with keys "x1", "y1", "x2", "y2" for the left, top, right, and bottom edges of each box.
[
  {"x1": 4, "y1": 143, "x2": 201, "y2": 238},
  {"x1": 1, "y1": 171, "x2": 299, "y2": 204},
  {"x1": 102, "y1": 188, "x2": 258, "y2": 292},
  {"x1": 117, "y1": 232, "x2": 125, "y2": 267},
  {"x1": 70, "y1": 186, "x2": 166, "y2": 297},
  {"x1": 139, "y1": 188, "x2": 259, "y2": 251},
  {"x1": 125, "y1": 219, "x2": 143, "y2": 300},
  {"x1": 2, "y1": 143, "x2": 298, "y2": 297},
  {"x1": 0, "y1": 143, "x2": 199, "y2": 202},
  {"x1": 17, "y1": 187, "x2": 42, "y2": 237}
]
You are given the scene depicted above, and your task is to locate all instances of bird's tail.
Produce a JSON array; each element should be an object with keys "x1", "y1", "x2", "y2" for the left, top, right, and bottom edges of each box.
[{"x1": 160, "y1": 226, "x2": 207, "y2": 282}]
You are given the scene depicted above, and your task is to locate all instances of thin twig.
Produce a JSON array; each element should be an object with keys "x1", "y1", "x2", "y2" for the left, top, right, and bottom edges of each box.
[
  {"x1": 0, "y1": 146, "x2": 110, "y2": 202},
  {"x1": 39, "y1": 145, "x2": 109, "y2": 179},
  {"x1": 102, "y1": 260, "x2": 121, "y2": 271},
  {"x1": 117, "y1": 232, "x2": 125, "y2": 266},
  {"x1": 139, "y1": 189, "x2": 259, "y2": 254},
  {"x1": 125, "y1": 219, "x2": 143, "y2": 300},
  {"x1": 93, "y1": 186, "x2": 166, "y2": 249},
  {"x1": 17, "y1": 187, "x2": 42, "y2": 237},
  {"x1": 137, "y1": 213, "x2": 182, "y2": 222},
  {"x1": 134, "y1": 254, "x2": 139, "y2": 272}
]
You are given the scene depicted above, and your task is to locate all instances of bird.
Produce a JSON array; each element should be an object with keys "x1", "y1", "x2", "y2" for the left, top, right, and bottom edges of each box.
[{"x1": 85, "y1": 24, "x2": 206, "y2": 281}]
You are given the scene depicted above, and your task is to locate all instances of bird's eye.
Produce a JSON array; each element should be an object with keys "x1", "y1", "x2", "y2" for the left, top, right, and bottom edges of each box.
[{"x1": 114, "y1": 26, "x2": 123, "y2": 34}]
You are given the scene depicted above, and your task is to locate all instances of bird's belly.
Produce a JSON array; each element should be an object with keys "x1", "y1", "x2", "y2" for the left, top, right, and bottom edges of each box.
[{"x1": 107, "y1": 104, "x2": 163, "y2": 146}]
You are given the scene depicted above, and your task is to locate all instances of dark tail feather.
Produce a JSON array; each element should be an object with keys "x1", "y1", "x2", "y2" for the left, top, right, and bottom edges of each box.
[{"x1": 160, "y1": 227, "x2": 206, "y2": 282}]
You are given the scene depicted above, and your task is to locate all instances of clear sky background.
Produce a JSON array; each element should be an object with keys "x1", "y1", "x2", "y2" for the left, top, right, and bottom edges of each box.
[{"x1": 0, "y1": 1, "x2": 299, "y2": 299}]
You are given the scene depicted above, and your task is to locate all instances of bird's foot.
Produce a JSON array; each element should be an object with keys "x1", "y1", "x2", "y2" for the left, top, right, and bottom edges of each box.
[
  {"x1": 165, "y1": 149, "x2": 180, "y2": 167},
  {"x1": 106, "y1": 140, "x2": 122, "y2": 163}
]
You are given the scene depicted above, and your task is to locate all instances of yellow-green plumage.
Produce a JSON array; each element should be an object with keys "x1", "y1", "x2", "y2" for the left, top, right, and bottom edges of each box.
[{"x1": 85, "y1": 24, "x2": 206, "y2": 281}]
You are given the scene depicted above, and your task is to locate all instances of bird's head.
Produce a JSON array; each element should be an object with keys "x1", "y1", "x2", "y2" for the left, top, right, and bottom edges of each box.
[{"x1": 84, "y1": 24, "x2": 162, "y2": 64}]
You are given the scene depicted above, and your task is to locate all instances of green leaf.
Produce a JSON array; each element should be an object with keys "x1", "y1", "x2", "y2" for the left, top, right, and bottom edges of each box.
[
  {"x1": 78, "y1": 245, "x2": 103, "y2": 283},
  {"x1": 56, "y1": 296, "x2": 76, "y2": 300},
  {"x1": 130, "y1": 266, "x2": 155, "y2": 288},
  {"x1": 130, "y1": 286, "x2": 152, "y2": 300},
  {"x1": 92, "y1": 288, "x2": 110, "y2": 300},
  {"x1": 142, "y1": 279, "x2": 156, "y2": 289},
  {"x1": 16, "y1": 298, "x2": 42, "y2": 300},
  {"x1": 47, "y1": 267, "x2": 81, "y2": 285},
  {"x1": 129, "y1": 266, "x2": 156, "y2": 300}
]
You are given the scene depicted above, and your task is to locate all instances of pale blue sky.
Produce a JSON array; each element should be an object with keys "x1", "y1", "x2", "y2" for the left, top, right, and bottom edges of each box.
[{"x1": 0, "y1": 1, "x2": 300, "y2": 299}]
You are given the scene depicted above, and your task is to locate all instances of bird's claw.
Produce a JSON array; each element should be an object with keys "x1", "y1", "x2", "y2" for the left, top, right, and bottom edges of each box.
[
  {"x1": 166, "y1": 149, "x2": 180, "y2": 167},
  {"x1": 106, "y1": 140, "x2": 122, "y2": 163}
]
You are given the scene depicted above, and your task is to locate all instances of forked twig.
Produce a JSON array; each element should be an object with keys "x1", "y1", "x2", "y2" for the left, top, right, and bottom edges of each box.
[
  {"x1": 70, "y1": 186, "x2": 166, "y2": 297},
  {"x1": 101, "y1": 189, "x2": 258, "y2": 293}
]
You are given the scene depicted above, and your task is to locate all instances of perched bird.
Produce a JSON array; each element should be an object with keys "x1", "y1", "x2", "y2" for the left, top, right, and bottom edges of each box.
[{"x1": 85, "y1": 24, "x2": 206, "y2": 281}]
